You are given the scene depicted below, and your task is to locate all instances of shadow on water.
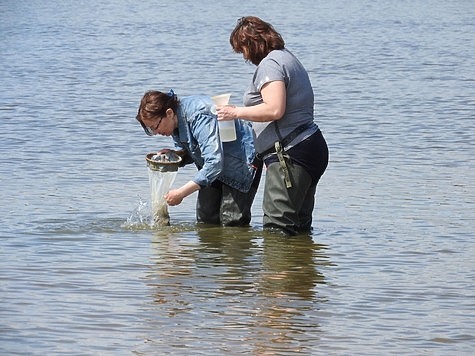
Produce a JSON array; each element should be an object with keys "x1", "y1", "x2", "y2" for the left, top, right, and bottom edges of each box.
[{"x1": 139, "y1": 224, "x2": 332, "y2": 353}]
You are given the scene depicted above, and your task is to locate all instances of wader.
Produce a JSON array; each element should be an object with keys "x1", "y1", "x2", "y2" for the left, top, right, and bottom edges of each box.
[
  {"x1": 196, "y1": 160, "x2": 262, "y2": 226},
  {"x1": 263, "y1": 159, "x2": 316, "y2": 235},
  {"x1": 260, "y1": 123, "x2": 327, "y2": 236}
]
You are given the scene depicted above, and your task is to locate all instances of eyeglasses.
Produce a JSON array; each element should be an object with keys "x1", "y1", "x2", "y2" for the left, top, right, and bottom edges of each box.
[{"x1": 140, "y1": 116, "x2": 164, "y2": 136}]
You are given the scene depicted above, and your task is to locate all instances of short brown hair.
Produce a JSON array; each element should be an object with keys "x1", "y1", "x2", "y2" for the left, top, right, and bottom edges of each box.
[
  {"x1": 136, "y1": 90, "x2": 179, "y2": 135},
  {"x1": 229, "y1": 16, "x2": 285, "y2": 65}
]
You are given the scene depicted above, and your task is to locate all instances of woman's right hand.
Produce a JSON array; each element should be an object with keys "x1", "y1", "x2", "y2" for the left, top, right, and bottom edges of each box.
[
  {"x1": 165, "y1": 181, "x2": 201, "y2": 206},
  {"x1": 216, "y1": 105, "x2": 237, "y2": 121},
  {"x1": 164, "y1": 189, "x2": 184, "y2": 206}
]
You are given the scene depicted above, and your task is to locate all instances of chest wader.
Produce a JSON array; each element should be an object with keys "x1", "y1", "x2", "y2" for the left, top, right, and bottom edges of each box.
[
  {"x1": 262, "y1": 122, "x2": 315, "y2": 235},
  {"x1": 196, "y1": 158, "x2": 263, "y2": 227}
]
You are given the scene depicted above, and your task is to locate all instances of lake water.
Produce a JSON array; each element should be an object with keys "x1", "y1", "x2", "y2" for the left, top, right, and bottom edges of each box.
[{"x1": 1, "y1": 0, "x2": 474, "y2": 354}]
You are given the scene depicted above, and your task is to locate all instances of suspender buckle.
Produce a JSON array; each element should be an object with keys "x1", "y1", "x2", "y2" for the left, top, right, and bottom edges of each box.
[{"x1": 275, "y1": 141, "x2": 292, "y2": 188}]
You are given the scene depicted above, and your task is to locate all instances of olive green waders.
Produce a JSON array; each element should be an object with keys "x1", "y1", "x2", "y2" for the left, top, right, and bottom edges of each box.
[{"x1": 263, "y1": 160, "x2": 316, "y2": 235}]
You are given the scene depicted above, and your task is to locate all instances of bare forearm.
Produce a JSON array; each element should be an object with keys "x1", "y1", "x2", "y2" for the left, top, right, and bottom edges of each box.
[
  {"x1": 165, "y1": 180, "x2": 200, "y2": 206},
  {"x1": 217, "y1": 80, "x2": 286, "y2": 123},
  {"x1": 216, "y1": 102, "x2": 283, "y2": 123},
  {"x1": 234, "y1": 103, "x2": 282, "y2": 122}
]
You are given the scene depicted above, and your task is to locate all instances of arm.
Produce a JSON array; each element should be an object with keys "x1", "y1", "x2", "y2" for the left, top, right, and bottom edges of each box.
[
  {"x1": 216, "y1": 80, "x2": 286, "y2": 122},
  {"x1": 165, "y1": 112, "x2": 223, "y2": 206},
  {"x1": 157, "y1": 147, "x2": 199, "y2": 205},
  {"x1": 165, "y1": 180, "x2": 200, "y2": 206}
]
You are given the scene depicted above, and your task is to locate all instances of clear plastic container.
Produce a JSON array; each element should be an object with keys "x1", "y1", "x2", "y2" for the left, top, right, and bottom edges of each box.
[{"x1": 211, "y1": 93, "x2": 236, "y2": 142}]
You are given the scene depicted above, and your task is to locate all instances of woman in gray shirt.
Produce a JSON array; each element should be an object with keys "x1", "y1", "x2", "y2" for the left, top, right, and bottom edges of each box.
[{"x1": 217, "y1": 16, "x2": 328, "y2": 235}]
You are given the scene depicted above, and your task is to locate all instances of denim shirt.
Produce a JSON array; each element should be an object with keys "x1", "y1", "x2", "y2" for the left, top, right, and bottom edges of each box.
[{"x1": 171, "y1": 95, "x2": 257, "y2": 192}]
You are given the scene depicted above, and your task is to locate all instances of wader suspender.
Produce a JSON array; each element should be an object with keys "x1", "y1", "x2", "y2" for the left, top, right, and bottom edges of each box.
[{"x1": 274, "y1": 121, "x2": 293, "y2": 188}]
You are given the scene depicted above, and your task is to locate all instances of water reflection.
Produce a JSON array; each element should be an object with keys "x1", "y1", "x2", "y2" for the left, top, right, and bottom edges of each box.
[
  {"x1": 252, "y1": 233, "x2": 328, "y2": 353},
  {"x1": 259, "y1": 233, "x2": 327, "y2": 299},
  {"x1": 145, "y1": 226, "x2": 329, "y2": 353}
]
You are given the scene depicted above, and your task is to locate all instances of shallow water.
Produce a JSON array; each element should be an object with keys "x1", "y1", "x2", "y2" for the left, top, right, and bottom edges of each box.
[{"x1": 1, "y1": 0, "x2": 474, "y2": 354}]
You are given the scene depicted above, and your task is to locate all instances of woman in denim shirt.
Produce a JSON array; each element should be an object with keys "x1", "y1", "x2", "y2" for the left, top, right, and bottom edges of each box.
[{"x1": 136, "y1": 90, "x2": 262, "y2": 226}]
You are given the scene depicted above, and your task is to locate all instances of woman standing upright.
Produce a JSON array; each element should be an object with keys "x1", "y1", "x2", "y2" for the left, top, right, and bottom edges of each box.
[{"x1": 217, "y1": 16, "x2": 329, "y2": 235}]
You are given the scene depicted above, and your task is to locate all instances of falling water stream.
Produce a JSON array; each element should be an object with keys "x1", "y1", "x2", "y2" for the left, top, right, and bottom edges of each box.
[
  {"x1": 146, "y1": 151, "x2": 182, "y2": 227},
  {"x1": 147, "y1": 168, "x2": 176, "y2": 226}
]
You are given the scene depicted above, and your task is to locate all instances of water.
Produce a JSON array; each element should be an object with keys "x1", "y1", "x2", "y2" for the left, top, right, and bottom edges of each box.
[{"x1": 1, "y1": 0, "x2": 474, "y2": 354}]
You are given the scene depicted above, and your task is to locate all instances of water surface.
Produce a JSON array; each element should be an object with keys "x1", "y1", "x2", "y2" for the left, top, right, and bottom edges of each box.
[{"x1": 1, "y1": 0, "x2": 474, "y2": 354}]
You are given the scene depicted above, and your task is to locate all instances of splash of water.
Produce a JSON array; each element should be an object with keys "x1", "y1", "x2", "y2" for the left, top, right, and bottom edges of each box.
[
  {"x1": 123, "y1": 196, "x2": 151, "y2": 229},
  {"x1": 124, "y1": 152, "x2": 180, "y2": 229}
]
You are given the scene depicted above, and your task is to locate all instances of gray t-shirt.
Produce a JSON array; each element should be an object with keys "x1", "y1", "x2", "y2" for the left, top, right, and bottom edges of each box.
[{"x1": 243, "y1": 48, "x2": 318, "y2": 153}]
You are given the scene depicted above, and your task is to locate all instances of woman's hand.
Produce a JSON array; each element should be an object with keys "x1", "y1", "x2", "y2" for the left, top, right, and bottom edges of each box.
[
  {"x1": 164, "y1": 181, "x2": 201, "y2": 206},
  {"x1": 164, "y1": 189, "x2": 184, "y2": 206},
  {"x1": 216, "y1": 105, "x2": 236, "y2": 121}
]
